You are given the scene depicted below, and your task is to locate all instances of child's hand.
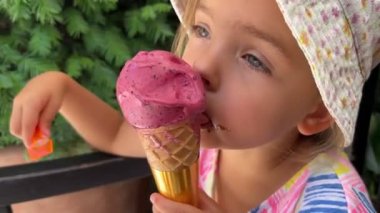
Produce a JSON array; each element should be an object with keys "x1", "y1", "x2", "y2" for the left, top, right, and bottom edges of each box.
[
  {"x1": 9, "y1": 71, "x2": 69, "y2": 147},
  {"x1": 150, "y1": 189, "x2": 224, "y2": 213}
]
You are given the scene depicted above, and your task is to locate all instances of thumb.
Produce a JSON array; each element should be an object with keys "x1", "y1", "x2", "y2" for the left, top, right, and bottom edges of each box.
[
  {"x1": 198, "y1": 189, "x2": 222, "y2": 212},
  {"x1": 150, "y1": 193, "x2": 199, "y2": 213},
  {"x1": 38, "y1": 122, "x2": 51, "y2": 138}
]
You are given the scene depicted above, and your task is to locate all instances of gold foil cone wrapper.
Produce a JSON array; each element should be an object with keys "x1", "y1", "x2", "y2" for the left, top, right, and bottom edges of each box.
[
  {"x1": 137, "y1": 122, "x2": 199, "y2": 206},
  {"x1": 151, "y1": 161, "x2": 198, "y2": 206}
]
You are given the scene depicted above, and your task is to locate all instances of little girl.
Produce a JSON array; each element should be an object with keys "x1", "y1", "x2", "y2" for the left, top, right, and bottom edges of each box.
[{"x1": 10, "y1": 0, "x2": 380, "y2": 212}]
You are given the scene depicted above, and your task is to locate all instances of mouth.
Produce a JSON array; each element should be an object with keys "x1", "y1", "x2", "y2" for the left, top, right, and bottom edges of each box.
[
  {"x1": 199, "y1": 112, "x2": 229, "y2": 132},
  {"x1": 200, "y1": 112, "x2": 214, "y2": 130}
]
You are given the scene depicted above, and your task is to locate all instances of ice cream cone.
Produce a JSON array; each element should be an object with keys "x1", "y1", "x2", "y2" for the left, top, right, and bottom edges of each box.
[
  {"x1": 137, "y1": 122, "x2": 199, "y2": 206},
  {"x1": 116, "y1": 50, "x2": 205, "y2": 206}
]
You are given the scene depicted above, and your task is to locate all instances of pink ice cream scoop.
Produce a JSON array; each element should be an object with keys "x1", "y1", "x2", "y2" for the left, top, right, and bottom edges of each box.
[{"x1": 116, "y1": 50, "x2": 206, "y2": 129}]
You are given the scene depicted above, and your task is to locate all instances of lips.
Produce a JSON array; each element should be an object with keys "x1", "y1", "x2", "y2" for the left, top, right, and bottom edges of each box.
[{"x1": 199, "y1": 112, "x2": 213, "y2": 129}]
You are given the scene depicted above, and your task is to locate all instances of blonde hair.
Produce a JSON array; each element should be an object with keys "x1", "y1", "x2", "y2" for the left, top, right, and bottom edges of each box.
[
  {"x1": 171, "y1": 0, "x2": 345, "y2": 157},
  {"x1": 171, "y1": 0, "x2": 199, "y2": 56},
  {"x1": 302, "y1": 123, "x2": 345, "y2": 157}
]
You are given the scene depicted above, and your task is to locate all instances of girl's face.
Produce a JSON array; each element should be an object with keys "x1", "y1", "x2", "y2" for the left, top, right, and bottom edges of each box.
[{"x1": 183, "y1": 0, "x2": 321, "y2": 149}]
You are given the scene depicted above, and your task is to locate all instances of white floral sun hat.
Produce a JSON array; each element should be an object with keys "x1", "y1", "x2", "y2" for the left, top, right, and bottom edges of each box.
[{"x1": 170, "y1": 0, "x2": 380, "y2": 147}]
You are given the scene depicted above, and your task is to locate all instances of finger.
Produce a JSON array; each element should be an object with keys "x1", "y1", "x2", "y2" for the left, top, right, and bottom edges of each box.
[
  {"x1": 21, "y1": 104, "x2": 40, "y2": 147},
  {"x1": 198, "y1": 189, "x2": 221, "y2": 212},
  {"x1": 150, "y1": 193, "x2": 199, "y2": 213},
  {"x1": 38, "y1": 97, "x2": 59, "y2": 137},
  {"x1": 152, "y1": 205, "x2": 160, "y2": 213},
  {"x1": 9, "y1": 99, "x2": 23, "y2": 137}
]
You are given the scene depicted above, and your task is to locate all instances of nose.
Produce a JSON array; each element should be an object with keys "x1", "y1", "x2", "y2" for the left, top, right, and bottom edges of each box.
[{"x1": 192, "y1": 52, "x2": 220, "y2": 92}]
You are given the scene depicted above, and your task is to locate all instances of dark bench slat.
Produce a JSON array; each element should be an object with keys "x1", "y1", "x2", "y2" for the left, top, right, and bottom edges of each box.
[
  {"x1": 0, "y1": 152, "x2": 151, "y2": 205},
  {"x1": 0, "y1": 206, "x2": 11, "y2": 213}
]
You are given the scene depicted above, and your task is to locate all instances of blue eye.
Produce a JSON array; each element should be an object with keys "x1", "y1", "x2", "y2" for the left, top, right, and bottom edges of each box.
[
  {"x1": 242, "y1": 54, "x2": 270, "y2": 74},
  {"x1": 191, "y1": 25, "x2": 210, "y2": 38}
]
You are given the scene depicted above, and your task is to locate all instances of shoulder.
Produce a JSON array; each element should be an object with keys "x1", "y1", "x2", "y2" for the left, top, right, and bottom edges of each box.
[{"x1": 296, "y1": 151, "x2": 376, "y2": 212}]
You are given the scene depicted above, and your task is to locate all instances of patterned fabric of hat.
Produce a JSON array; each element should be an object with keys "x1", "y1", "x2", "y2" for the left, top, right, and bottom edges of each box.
[{"x1": 170, "y1": 0, "x2": 380, "y2": 147}]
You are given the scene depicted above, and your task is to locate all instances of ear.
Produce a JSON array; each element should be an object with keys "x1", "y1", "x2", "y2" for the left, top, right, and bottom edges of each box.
[{"x1": 297, "y1": 101, "x2": 333, "y2": 136}]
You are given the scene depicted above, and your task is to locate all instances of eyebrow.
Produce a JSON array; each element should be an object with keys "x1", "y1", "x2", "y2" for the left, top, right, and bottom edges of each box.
[
  {"x1": 196, "y1": 2, "x2": 288, "y2": 56},
  {"x1": 239, "y1": 24, "x2": 288, "y2": 55},
  {"x1": 197, "y1": 2, "x2": 212, "y2": 18}
]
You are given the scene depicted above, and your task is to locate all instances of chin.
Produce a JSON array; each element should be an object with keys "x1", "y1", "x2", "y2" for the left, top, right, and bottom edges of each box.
[
  {"x1": 200, "y1": 130, "x2": 220, "y2": 148},
  {"x1": 199, "y1": 132, "x2": 233, "y2": 149}
]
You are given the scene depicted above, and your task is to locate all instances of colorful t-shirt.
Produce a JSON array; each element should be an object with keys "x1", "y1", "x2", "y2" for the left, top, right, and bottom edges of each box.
[{"x1": 199, "y1": 148, "x2": 376, "y2": 212}]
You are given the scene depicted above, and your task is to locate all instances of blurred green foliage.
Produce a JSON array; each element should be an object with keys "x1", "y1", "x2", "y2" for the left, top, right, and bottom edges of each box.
[
  {"x1": 364, "y1": 71, "x2": 380, "y2": 202},
  {"x1": 0, "y1": 0, "x2": 177, "y2": 157}
]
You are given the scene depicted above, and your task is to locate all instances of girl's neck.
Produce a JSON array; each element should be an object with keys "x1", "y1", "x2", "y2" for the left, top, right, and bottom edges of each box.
[
  {"x1": 221, "y1": 132, "x2": 308, "y2": 174},
  {"x1": 215, "y1": 133, "x2": 316, "y2": 212}
]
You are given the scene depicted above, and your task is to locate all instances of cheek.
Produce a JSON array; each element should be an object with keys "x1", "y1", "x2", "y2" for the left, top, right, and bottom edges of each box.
[
  {"x1": 182, "y1": 47, "x2": 193, "y2": 65},
  {"x1": 182, "y1": 38, "x2": 202, "y2": 65},
  {"x1": 218, "y1": 84, "x2": 302, "y2": 147}
]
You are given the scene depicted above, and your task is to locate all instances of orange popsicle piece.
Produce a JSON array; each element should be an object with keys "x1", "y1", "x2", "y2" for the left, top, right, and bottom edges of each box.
[{"x1": 27, "y1": 128, "x2": 54, "y2": 161}]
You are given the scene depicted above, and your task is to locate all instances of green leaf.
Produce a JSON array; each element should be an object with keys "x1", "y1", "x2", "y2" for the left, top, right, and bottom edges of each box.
[
  {"x1": 97, "y1": 0, "x2": 118, "y2": 12},
  {"x1": 141, "y1": 5, "x2": 157, "y2": 20},
  {"x1": 87, "y1": 11, "x2": 106, "y2": 25},
  {"x1": 73, "y1": 0, "x2": 97, "y2": 15},
  {"x1": 63, "y1": 8, "x2": 89, "y2": 38},
  {"x1": 65, "y1": 56, "x2": 82, "y2": 78},
  {"x1": 91, "y1": 60, "x2": 116, "y2": 87},
  {"x1": 85, "y1": 59, "x2": 117, "y2": 107},
  {"x1": 18, "y1": 57, "x2": 59, "y2": 76},
  {"x1": 150, "y1": 21, "x2": 174, "y2": 43},
  {"x1": 0, "y1": 64, "x2": 11, "y2": 72},
  {"x1": 126, "y1": 38, "x2": 152, "y2": 54},
  {"x1": 0, "y1": 44, "x2": 22, "y2": 63},
  {"x1": 79, "y1": 56, "x2": 94, "y2": 70},
  {"x1": 103, "y1": 28, "x2": 131, "y2": 66},
  {"x1": 1, "y1": 0, "x2": 32, "y2": 22},
  {"x1": 141, "y1": 3, "x2": 171, "y2": 20},
  {"x1": 83, "y1": 26, "x2": 107, "y2": 53},
  {"x1": 0, "y1": 71, "x2": 23, "y2": 92},
  {"x1": 151, "y1": 3, "x2": 171, "y2": 13},
  {"x1": 0, "y1": 36, "x2": 13, "y2": 45},
  {"x1": 0, "y1": 73, "x2": 13, "y2": 89},
  {"x1": 7, "y1": 72, "x2": 24, "y2": 90},
  {"x1": 124, "y1": 3, "x2": 172, "y2": 39},
  {"x1": 65, "y1": 55, "x2": 94, "y2": 78},
  {"x1": 28, "y1": 25, "x2": 61, "y2": 57},
  {"x1": 73, "y1": 0, "x2": 117, "y2": 14},
  {"x1": 125, "y1": 10, "x2": 146, "y2": 37},
  {"x1": 8, "y1": 21, "x2": 31, "y2": 48},
  {"x1": 31, "y1": 0, "x2": 63, "y2": 24}
]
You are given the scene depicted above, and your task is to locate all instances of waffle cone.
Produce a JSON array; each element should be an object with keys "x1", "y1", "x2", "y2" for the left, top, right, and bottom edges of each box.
[
  {"x1": 137, "y1": 122, "x2": 200, "y2": 205},
  {"x1": 137, "y1": 122, "x2": 199, "y2": 172}
]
